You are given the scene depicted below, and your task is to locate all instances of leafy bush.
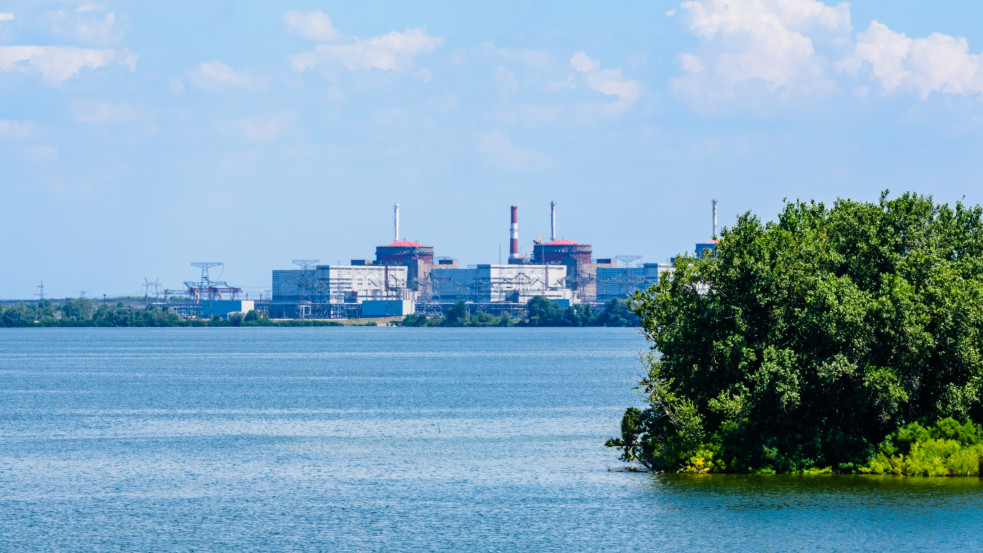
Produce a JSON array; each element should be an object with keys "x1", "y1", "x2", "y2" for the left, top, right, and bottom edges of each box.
[
  {"x1": 609, "y1": 192, "x2": 983, "y2": 474},
  {"x1": 861, "y1": 418, "x2": 983, "y2": 476}
]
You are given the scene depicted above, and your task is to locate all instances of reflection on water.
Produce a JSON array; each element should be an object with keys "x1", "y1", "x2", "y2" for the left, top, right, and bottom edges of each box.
[{"x1": 1, "y1": 328, "x2": 981, "y2": 552}]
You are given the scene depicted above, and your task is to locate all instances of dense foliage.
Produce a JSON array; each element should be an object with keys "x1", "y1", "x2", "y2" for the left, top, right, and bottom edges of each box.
[
  {"x1": 2, "y1": 296, "x2": 638, "y2": 329},
  {"x1": 0, "y1": 300, "x2": 292, "y2": 327},
  {"x1": 608, "y1": 192, "x2": 983, "y2": 474},
  {"x1": 862, "y1": 418, "x2": 983, "y2": 477},
  {"x1": 397, "y1": 297, "x2": 638, "y2": 327}
]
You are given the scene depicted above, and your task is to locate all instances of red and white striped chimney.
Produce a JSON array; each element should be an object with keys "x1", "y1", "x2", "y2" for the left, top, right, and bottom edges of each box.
[{"x1": 509, "y1": 205, "x2": 520, "y2": 260}]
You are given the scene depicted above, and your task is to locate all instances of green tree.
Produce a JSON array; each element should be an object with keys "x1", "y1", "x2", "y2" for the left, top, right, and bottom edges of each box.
[
  {"x1": 62, "y1": 298, "x2": 94, "y2": 321},
  {"x1": 445, "y1": 301, "x2": 469, "y2": 326},
  {"x1": 524, "y1": 296, "x2": 560, "y2": 326},
  {"x1": 471, "y1": 310, "x2": 499, "y2": 326},
  {"x1": 398, "y1": 313, "x2": 429, "y2": 327},
  {"x1": 1, "y1": 303, "x2": 33, "y2": 327},
  {"x1": 35, "y1": 299, "x2": 57, "y2": 324},
  {"x1": 593, "y1": 299, "x2": 638, "y2": 327},
  {"x1": 92, "y1": 302, "x2": 132, "y2": 327},
  {"x1": 609, "y1": 192, "x2": 983, "y2": 473}
]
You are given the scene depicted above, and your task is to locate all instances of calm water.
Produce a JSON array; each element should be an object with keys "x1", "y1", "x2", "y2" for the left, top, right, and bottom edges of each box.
[{"x1": 1, "y1": 327, "x2": 981, "y2": 552}]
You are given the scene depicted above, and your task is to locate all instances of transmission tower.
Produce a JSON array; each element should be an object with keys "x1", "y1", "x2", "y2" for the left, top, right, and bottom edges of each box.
[
  {"x1": 421, "y1": 271, "x2": 443, "y2": 316},
  {"x1": 192, "y1": 262, "x2": 222, "y2": 285},
  {"x1": 616, "y1": 255, "x2": 642, "y2": 269},
  {"x1": 612, "y1": 255, "x2": 645, "y2": 299},
  {"x1": 291, "y1": 259, "x2": 320, "y2": 310},
  {"x1": 184, "y1": 262, "x2": 242, "y2": 304},
  {"x1": 143, "y1": 277, "x2": 162, "y2": 305},
  {"x1": 292, "y1": 259, "x2": 319, "y2": 270}
]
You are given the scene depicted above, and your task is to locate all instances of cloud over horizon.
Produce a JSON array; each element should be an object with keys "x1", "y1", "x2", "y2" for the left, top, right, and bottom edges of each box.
[
  {"x1": 669, "y1": 0, "x2": 850, "y2": 105},
  {"x1": 187, "y1": 60, "x2": 254, "y2": 90},
  {"x1": 283, "y1": 9, "x2": 340, "y2": 42},
  {"x1": 285, "y1": 11, "x2": 443, "y2": 74},
  {"x1": 0, "y1": 45, "x2": 136, "y2": 84},
  {"x1": 570, "y1": 51, "x2": 642, "y2": 112},
  {"x1": 840, "y1": 21, "x2": 983, "y2": 99}
]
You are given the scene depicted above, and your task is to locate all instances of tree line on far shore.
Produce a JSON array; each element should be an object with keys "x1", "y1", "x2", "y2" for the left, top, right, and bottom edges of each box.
[
  {"x1": 0, "y1": 299, "x2": 347, "y2": 327},
  {"x1": 0, "y1": 296, "x2": 639, "y2": 328},
  {"x1": 397, "y1": 297, "x2": 639, "y2": 327}
]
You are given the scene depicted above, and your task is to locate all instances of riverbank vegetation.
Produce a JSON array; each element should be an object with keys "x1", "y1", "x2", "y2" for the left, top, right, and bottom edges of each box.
[
  {"x1": 397, "y1": 297, "x2": 638, "y2": 327},
  {"x1": 608, "y1": 192, "x2": 983, "y2": 476},
  {"x1": 0, "y1": 296, "x2": 637, "y2": 328},
  {"x1": 0, "y1": 300, "x2": 348, "y2": 327}
]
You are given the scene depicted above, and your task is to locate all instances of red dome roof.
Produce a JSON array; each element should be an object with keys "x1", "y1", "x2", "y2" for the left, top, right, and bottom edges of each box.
[
  {"x1": 386, "y1": 240, "x2": 423, "y2": 247},
  {"x1": 544, "y1": 239, "x2": 580, "y2": 246}
]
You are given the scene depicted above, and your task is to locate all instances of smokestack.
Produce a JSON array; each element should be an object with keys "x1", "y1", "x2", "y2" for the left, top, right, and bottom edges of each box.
[
  {"x1": 394, "y1": 203, "x2": 400, "y2": 242},
  {"x1": 550, "y1": 201, "x2": 556, "y2": 242},
  {"x1": 509, "y1": 205, "x2": 520, "y2": 260},
  {"x1": 712, "y1": 198, "x2": 718, "y2": 239}
]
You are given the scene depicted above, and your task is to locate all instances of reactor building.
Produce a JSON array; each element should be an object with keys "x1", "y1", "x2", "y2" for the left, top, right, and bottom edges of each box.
[{"x1": 269, "y1": 201, "x2": 679, "y2": 319}]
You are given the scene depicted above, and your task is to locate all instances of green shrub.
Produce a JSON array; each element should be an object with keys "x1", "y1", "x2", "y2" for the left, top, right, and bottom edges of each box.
[{"x1": 860, "y1": 418, "x2": 983, "y2": 476}]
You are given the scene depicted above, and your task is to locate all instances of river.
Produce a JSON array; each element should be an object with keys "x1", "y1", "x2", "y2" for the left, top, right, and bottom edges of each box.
[{"x1": 1, "y1": 327, "x2": 981, "y2": 552}]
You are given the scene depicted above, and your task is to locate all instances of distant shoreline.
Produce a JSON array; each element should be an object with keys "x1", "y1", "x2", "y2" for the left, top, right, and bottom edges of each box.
[{"x1": 1, "y1": 297, "x2": 639, "y2": 328}]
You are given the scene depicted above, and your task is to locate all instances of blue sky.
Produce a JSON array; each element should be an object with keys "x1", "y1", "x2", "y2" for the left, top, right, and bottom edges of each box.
[{"x1": 3, "y1": 0, "x2": 983, "y2": 299}]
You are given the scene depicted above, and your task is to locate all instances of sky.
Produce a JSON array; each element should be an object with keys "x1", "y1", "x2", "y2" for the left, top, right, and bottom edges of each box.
[{"x1": 3, "y1": 0, "x2": 983, "y2": 299}]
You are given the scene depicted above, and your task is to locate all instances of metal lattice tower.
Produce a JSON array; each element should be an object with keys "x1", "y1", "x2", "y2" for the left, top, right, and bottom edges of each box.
[
  {"x1": 291, "y1": 259, "x2": 320, "y2": 307},
  {"x1": 292, "y1": 259, "x2": 319, "y2": 271},
  {"x1": 143, "y1": 277, "x2": 162, "y2": 304},
  {"x1": 616, "y1": 255, "x2": 642, "y2": 269},
  {"x1": 184, "y1": 262, "x2": 241, "y2": 303},
  {"x1": 191, "y1": 262, "x2": 222, "y2": 286},
  {"x1": 611, "y1": 255, "x2": 645, "y2": 298}
]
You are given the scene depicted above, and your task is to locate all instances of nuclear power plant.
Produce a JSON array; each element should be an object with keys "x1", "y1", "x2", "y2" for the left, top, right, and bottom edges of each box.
[{"x1": 269, "y1": 202, "x2": 680, "y2": 319}]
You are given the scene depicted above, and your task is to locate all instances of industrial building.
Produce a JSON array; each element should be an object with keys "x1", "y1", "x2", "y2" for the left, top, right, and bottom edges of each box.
[
  {"x1": 429, "y1": 263, "x2": 572, "y2": 305},
  {"x1": 265, "y1": 200, "x2": 707, "y2": 319},
  {"x1": 596, "y1": 263, "x2": 672, "y2": 301},
  {"x1": 270, "y1": 264, "x2": 411, "y2": 318}
]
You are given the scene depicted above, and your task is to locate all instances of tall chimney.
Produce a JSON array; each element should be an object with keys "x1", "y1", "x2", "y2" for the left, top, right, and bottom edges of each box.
[
  {"x1": 550, "y1": 201, "x2": 556, "y2": 242},
  {"x1": 394, "y1": 203, "x2": 400, "y2": 242},
  {"x1": 509, "y1": 205, "x2": 520, "y2": 260},
  {"x1": 712, "y1": 198, "x2": 718, "y2": 239}
]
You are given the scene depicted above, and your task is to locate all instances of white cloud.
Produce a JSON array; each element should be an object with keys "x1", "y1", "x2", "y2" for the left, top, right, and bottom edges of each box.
[
  {"x1": 679, "y1": 53, "x2": 705, "y2": 73},
  {"x1": 670, "y1": 0, "x2": 850, "y2": 101},
  {"x1": 187, "y1": 60, "x2": 252, "y2": 90},
  {"x1": 0, "y1": 120, "x2": 38, "y2": 140},
  {"x1": 288, "y1": 27, "x2": 444, "y2": 73},
  {"x1": 475, "y1": 130, "x2": 553, "y2": 171},
  {"x1": 838, "y1": 21, "x2": 983, "y2": 98},
  {"x1": 72, "y1": 100, "x2": 139, "y2": 124},
  {"x1": 0, "y1": 45, "x2": 136, "y2": 84},
  {"x1": 283, "y1": 9, "x2": 340, "y2": 42},
  {"x1": 52, "y1": 5, "x2": 125, "y2": 44},
  {"x1": 570, "y1": 51, "x2": 600, "y2": 73},
  {"x1": 570, "y1": 51, "x2": 642, "y2": 110},
  {"x1": 0, "y1": 13, "x2": 13, "y2": 22}
]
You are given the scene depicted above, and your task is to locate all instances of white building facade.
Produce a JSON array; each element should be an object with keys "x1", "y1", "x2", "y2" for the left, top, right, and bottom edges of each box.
[
  {"x1": 272, "y1": 265, "x2": 411, "y2": 305},
  {"x1": 429, "y1": 264, "x2": 572, "y2": 304}
]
